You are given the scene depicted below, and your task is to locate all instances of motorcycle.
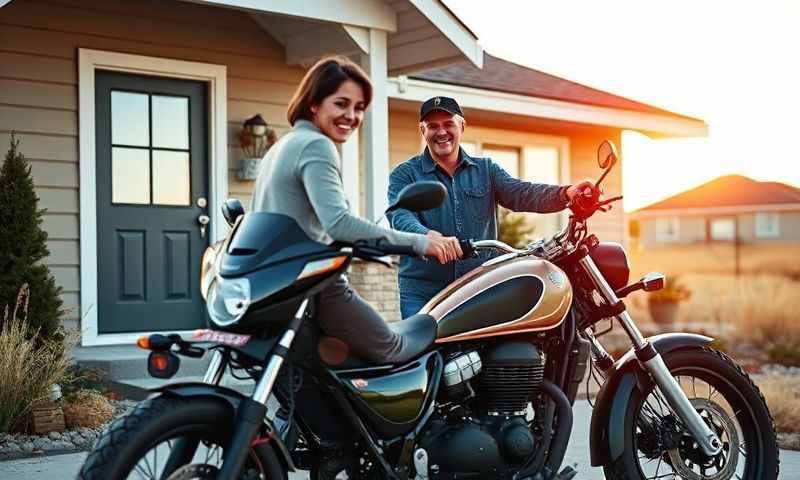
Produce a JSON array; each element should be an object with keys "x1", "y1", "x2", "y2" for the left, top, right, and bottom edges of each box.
[{"x1": 78, "y1": 140, "x2": 778, "y2": 480}]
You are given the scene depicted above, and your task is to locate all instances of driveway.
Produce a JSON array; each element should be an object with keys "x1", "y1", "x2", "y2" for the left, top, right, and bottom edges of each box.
[{"x1": 2, "y1": 400, "x2": 797, "y2": 479}]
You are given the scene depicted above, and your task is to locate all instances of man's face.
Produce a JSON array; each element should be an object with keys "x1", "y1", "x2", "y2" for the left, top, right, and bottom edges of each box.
[{"x1": 420, "y1": 110, "x2": 464, "y2": 161}]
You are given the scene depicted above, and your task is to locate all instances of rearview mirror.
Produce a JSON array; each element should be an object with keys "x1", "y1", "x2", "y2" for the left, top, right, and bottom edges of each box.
[
  {"x1": 221, "y1": 198, "x2": 244, "y2": 227},
  {"x1": 386, "y1": 181, "x2": 447, "y2": 214},
  {"x1": 597, "y1": 140, "x2": 619, "y2": 169},
  {"x1": 641, "y1": 272, "x2": 665, "y2": 292}
]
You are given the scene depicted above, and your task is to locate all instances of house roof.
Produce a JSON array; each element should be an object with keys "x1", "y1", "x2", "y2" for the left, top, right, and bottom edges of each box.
[
  {"x1": 412, "y1": 53, "x2": 701, "y2": 122},
  {"x1": 636, "y1": 175, "x2": 800, "y2": 212}
]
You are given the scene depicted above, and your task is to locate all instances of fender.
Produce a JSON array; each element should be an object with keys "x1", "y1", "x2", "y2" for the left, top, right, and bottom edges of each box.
[
  {"x1": 588, "y1": 333, "x2": 713, "y2": 467},
  {"x1": 154, "y1": 382, "x2": 295, "y2": 472}
]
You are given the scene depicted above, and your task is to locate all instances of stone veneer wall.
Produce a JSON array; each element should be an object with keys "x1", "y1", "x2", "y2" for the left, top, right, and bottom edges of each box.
[{"x1": 347, "y1": 260, "x2": 402, "y2": 323}]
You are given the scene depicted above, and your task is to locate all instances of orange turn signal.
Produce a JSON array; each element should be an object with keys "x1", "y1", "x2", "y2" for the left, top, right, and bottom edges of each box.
[{"x1": 137, "y1": 336, "x2": 150, "y2": 350}]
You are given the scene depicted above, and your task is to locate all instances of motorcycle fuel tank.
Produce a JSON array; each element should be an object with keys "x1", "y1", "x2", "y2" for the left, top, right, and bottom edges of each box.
[{"x1": 422, "y1": 256, "x2": 572, "y2": 343}]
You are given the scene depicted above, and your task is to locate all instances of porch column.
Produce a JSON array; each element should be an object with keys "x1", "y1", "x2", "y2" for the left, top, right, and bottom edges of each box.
[{"x1": 360, "y1": 28, "x2": 389, "y2": 221}]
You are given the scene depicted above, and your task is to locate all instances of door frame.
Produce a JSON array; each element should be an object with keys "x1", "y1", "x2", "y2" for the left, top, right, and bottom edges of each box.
[{"x1": 78, "y1": 49, "x2": 227, "y2": 346}]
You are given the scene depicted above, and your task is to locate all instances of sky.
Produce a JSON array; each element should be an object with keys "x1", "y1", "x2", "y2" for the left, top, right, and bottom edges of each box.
[{"x1": 442, "y1": 0, "x2": 800, "y2": 211}]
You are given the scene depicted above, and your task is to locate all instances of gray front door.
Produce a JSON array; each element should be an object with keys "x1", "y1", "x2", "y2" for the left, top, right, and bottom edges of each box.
[{"x1": 95, "y1": 71, "x2": 209, "y2": 334}]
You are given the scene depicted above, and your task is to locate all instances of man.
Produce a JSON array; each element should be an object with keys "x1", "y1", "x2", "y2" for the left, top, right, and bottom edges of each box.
[{"x1": 387, "y1": 96, "x2": 592, "y2": 318}]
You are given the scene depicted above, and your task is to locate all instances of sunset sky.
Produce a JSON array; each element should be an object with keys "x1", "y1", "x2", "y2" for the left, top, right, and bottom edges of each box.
[{"x1": 442, "y1": 0, "x2": 800, "y2": 211}]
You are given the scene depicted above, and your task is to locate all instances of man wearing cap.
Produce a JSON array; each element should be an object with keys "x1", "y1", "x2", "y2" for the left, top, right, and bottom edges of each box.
[{"x1": 387, "y1": 96, "x2": 592, "y2": 318}]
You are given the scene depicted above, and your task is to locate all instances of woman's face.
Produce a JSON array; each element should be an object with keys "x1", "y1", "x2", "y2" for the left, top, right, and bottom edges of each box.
[{"x1": 310, "y1": 79, "x2": 366, "y2": 143}]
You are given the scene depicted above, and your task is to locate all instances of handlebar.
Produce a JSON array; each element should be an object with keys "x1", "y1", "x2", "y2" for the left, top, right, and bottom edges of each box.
[{"x1": 459, "y1": 239, "x2": 526, "y2": 256}]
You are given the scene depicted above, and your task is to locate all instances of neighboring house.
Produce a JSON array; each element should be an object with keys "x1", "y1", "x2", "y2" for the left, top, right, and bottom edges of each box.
[
  {"x1": 0, "y1": 0, "x2": 705, "y2": 347},
  {"x1": 630, "y1": 175, "x2": 800, "y2": 248}
]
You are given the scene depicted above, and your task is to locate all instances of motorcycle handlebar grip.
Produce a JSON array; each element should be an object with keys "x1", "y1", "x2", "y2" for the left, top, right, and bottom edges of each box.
[{"x1": 375, "y1": 243, "x2": 416, "y2": 256}]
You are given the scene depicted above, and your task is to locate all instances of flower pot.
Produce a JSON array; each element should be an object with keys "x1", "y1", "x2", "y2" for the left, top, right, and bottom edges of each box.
[
  {"x1": 648, "y1": 301, "x2": 679, "y2": 328},
  {"x1": 238, "y1": 158, "x2": 260, "y2": 180}
]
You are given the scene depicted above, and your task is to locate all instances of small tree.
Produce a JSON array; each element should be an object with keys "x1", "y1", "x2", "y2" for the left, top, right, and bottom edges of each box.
[
  {"x1": 497, "y1": 207, "x2": 534, "y2": 248},
  {"x1": 0, "y1": 135, "x2": 63, "y2": 343}
]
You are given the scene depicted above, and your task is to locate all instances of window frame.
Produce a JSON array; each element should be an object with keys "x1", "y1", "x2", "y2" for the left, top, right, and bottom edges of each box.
[
  {"x1": 755, "y1": 212, "x2": 780, "y2": 238},
  {"x1": 655, "y1": 216, "x2": 680, "y2": 242}
]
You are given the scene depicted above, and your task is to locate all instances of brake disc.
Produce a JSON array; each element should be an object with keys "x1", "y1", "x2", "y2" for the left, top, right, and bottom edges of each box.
[{"x1": 667, "y1": 398, "x2": 740, "y2": 480}]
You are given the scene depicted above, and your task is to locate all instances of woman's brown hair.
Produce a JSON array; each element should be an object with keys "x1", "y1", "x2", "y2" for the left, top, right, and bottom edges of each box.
[{"x1": 287, "y1": 56, "x2": 373, "y2": 126}]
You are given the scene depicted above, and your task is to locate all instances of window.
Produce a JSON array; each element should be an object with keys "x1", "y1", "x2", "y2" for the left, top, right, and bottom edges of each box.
[
  {"x1": 110, "y1": 91, "x2": 191, "y2": 206},
  {"x1": 655, "y1": 217, "x2": 680, "y2": 242},
  {"x1": 483, "y1": 145, "x2": 520, "y2": 178},
  {"x1": 710, "y1": 218, "x2": 736, "y2": 241},
  {"x1": 755, "y1": 212, "x2": 780, "y2": 238}
]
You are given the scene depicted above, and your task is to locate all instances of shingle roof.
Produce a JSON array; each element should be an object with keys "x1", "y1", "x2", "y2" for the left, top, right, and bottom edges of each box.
[
  {"x1": 412, "y1": 53, "x2": 701, "y2": 121},
  {"x1": 636, "y1": 175, "x2": 800, "y2": 211}
]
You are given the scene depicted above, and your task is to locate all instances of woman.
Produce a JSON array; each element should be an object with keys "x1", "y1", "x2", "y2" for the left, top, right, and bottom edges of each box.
[{"x1": 251, "y1": 56, "x2": 458, "y2": 363}]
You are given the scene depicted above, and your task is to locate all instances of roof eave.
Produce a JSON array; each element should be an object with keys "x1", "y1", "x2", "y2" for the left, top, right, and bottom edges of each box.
[{"x1": 388, "y1": 77, "x2": 708, "y2": 137}]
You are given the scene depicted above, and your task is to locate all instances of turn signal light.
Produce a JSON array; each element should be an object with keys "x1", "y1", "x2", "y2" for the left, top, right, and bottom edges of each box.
[
  {"x1": 147, "y1": 351, "x2": 180, "y2": 379},
  {"x1": 136, "y1": 336, "x2": 150, "y2": 350}
]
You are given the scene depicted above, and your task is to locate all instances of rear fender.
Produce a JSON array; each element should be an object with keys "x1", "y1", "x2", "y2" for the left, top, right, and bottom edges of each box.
[
  {"x1": 588, "y1": 333, "x2": 713, "y2": 467},
  {"x1": 154, "y1": 382, "x2": 295, "y2": 472}
]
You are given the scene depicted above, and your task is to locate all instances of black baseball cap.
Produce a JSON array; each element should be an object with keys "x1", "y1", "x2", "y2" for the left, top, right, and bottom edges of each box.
[{"x1": 419, "y1": 96, "x2": 464, "y2": 121}]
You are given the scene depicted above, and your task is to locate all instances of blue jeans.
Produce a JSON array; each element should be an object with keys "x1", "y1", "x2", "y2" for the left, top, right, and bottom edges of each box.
[{"x1": 400, "y1": 292, "x2": 429, "y2": 319}]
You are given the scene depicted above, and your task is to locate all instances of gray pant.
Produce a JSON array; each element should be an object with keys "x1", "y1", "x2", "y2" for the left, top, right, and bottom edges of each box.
[{"x1": 315, "y1": 275, "x2": 407, "y2": 363}]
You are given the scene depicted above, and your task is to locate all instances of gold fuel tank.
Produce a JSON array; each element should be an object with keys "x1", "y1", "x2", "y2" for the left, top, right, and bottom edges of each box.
[{"x1": 420, "y1": 255, "x2": 573, "y2": 343}]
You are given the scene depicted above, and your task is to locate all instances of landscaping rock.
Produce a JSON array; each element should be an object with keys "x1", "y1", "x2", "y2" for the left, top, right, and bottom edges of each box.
[
  {"x1": 48, "y1": 431, "x2": 62, "y2": 441},
  {"x1": 21, "y1": 441, "x2": 34, "y2": 453},
  {"x1": 779, "y1": 433, "x2": 800, "y2": 451}
]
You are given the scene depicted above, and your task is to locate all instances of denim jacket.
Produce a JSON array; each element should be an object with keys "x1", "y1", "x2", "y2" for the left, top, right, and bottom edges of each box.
[{"x1": 387, "y1": 147, "x2": 568, "y2": 303}]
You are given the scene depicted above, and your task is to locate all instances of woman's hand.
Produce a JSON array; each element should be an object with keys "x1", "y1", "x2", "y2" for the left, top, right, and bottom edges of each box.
[{"x1": 425, "y1": 230, "x2": 463, "y2": 264}]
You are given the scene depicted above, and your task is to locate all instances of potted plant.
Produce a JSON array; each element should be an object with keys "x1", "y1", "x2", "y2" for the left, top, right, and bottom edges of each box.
[
  {"x1": 646, "y1": 275, "x2": 691, "y2": 328},
  {"x1": 238, "y1": 114, "x2": 276, "y2": 180}
]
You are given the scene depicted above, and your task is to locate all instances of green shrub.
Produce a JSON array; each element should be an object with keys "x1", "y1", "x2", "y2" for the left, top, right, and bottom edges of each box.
[
  {"x1": 0, "y1": 134, "x2": 64, "y2": 345},
  {"x1": 0, "y1": 285, "x2": 73, "y2": 433},
  {"x1": 497, "y1": 207, "x2": 534, "y2": 248}
]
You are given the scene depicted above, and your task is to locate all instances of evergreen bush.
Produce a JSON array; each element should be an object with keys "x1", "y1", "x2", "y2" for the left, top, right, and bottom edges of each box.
[{"x1": 0, "y1": 134, "x2": 64, "y2": 343}]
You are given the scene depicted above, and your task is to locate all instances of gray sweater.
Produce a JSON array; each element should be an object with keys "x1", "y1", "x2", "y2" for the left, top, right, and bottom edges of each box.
[{"x1": 250, "y1": 120, "x2": 428, "y2": 254}]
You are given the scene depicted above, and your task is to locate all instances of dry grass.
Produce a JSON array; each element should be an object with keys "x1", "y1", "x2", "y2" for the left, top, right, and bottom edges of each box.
[
  {"x1": 625, "y1": 244, "x2": 800, "y2": 364},
  {"x1": 756, "y1": 376, "x2": 800, "y2": 433},
  {"x1": 0, "y1": 285, "x2": 74, "y2": 433},
  {"x1": 62, "y1": 390, "x2": 113, "y2": 429}
]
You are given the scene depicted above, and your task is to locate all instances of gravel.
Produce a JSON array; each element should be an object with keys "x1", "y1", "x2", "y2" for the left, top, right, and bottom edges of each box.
[{"x1": 0, "y1": 399, "x2": 136, "y2": 460}]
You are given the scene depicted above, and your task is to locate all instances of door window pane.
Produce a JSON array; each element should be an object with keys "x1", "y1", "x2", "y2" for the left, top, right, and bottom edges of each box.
[
  {"x1": 484, "y1": 145, "x2": 519, "y2": 178},
  {"x1": 152, "y1": 95, "x2": 189, "y2": 150},
  {"x1": 152, "y1": 150, "x2": 190, "y2": 205},
  {"x1": 112, "y1": 147, "x2": 150, "y2": 204},
  {"x1": 111, "y1": 91, "x2": 149, "y2": 147}
]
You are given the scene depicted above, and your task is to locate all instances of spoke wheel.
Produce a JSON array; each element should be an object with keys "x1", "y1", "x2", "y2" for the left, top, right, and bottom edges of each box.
[
  {"x1": 78, "y1": 396, "x2": 286, "y2": 480},
  {"x1": 604, "y1": 347, "x2": 779, "y2": 480}
]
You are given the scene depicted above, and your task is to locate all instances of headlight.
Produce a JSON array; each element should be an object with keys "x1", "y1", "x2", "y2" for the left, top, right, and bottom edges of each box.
[
  {"x1": 206, "y1": 276, "x2": 251, "y2": 327},
  {"x1": 200, "y1": 241, "x2": 222, "y2": 300}
]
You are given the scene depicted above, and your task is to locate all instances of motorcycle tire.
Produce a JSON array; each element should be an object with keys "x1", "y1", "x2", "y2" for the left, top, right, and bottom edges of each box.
[
  {"x1": 604, "y1": 347, "x2": 779, "y2": 480},
  {"x1": 78, "y1": 395, "x2": 287, "y2": 480}
]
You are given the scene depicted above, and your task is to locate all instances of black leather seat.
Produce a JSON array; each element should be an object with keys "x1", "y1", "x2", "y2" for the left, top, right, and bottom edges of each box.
[{"x1": 320, "y1": 313, "x2": 437, "y2": 369}]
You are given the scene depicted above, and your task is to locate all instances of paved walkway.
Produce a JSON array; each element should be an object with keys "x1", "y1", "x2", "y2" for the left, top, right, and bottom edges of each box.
[{"x1": 2, "y1": 401, "x2": 797, "y2": 479}]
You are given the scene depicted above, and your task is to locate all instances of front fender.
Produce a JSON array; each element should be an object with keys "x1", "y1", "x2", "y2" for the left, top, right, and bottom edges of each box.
[
  {"x1": 588, "y1": 333, "x2": 713, "y2": 467},
  {"x1": 154, "y1": 382, "x2": 295, "y2": 472}
]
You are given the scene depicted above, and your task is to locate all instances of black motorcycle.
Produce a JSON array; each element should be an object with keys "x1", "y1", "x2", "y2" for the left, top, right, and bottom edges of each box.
[{"x1": 78, "y1": 140, "x2": 778, "y2": 479}]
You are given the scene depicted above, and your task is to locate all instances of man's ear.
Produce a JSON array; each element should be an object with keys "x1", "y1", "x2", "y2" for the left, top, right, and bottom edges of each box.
[{"x1": 419, "y1": 122, "x2": 425, "y2": 136}]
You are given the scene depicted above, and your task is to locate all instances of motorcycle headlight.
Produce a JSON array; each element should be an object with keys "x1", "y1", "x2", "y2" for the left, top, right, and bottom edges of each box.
[{"x1": 206, "y1": 276, "x2": 251, "y2": 327}]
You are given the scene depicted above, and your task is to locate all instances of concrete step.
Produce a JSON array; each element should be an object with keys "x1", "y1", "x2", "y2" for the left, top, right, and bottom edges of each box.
[{"x1": 70, "y1": 345, "x2": 212, "y2": 381}]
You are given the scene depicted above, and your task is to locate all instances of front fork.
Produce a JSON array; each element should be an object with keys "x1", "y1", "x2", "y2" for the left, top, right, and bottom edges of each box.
[{"x1": 579, "y1": 256, "x2": 723, "y2": 457}]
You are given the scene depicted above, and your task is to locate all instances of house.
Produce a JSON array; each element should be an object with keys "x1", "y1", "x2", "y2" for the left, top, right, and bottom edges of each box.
[
  {"x1": 0, "y1": 0, "x2": 705, "y2": 348},
  {"x1": 629, "y1": 175, "x2": 800, "y2": 248}
]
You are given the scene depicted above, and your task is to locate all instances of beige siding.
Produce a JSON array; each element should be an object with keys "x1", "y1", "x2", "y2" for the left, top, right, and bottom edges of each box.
[{"x1": 0, "y1": 0, "x2": 306, "y2": 326}]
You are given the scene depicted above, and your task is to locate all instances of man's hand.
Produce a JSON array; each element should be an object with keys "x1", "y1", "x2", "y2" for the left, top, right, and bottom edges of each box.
[
  {"x1": 425, "y1": 230, "x2": 463, "y2": 264},
  {"x1": 566, "y1": 180, "x2": 595, "y2": 201}
]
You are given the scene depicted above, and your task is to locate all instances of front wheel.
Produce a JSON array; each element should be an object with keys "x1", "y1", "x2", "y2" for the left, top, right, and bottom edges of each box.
[
  {"x1": 604, "y1": 347, "x2": 779, "y2": 480},
  {"x1": 78, "y1": 396, "x2": 287, "y2": 480}
]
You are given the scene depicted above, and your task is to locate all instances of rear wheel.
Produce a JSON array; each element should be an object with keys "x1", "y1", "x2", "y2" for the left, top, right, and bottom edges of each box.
[
  {"x1": 78, "y1": 396, "x2": 286, "y2": 480},
  {"x1": 604, "y1": 347, "x2": 779, "y2": 480}
]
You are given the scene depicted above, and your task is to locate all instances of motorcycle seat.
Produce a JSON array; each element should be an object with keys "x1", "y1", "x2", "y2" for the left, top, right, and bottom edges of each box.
[{"x1": 318, "y1": 313, "x2": 437, "y2": 369}]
